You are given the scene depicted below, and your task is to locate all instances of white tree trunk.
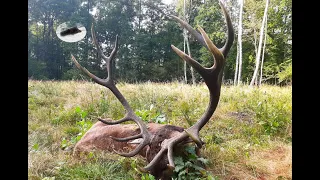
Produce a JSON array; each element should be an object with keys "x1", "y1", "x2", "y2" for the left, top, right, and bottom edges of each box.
[
  {"x1": 236, "y1": 0, "x2": 244, "y2": 85},
  {"x1": 253, "y1": 27, "x2": 259, "y2": 85},
  {"x1": 185, "y1": 35, "x2": 195, "y2": 85},
  {"x1": 234, "y1": 47, "x2": 239, "y2": 85},
  {"x1": 184, "y1": 0, "x2": 195, "y2": 85},
  {"x1": 183, "y1": 32, "x2": 187, "y2": 83},
  {"x1": 181, "y1": 0, "x2": 195, "y2": 85},
  {"x1": 250, "y1": 0, "x2": 269, "y2": 86},
  {"x1": 183, "y1": 0, "x2": 187, "y2": 84},
  {"x1": 253, "y1": 28, "x2": 258, "y2": 56},
  {"x1": 259, "y1": 14, "x2": 268, "y2": 86}
]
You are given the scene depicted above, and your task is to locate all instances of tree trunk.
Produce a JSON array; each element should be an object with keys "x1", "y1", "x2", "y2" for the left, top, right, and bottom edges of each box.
[
  {"x1": 259, "y1": 14, "x2": 268, "y2": 86},
  {"x1": 185, "y1": 33, "x2": 195, "y2": 85},
  {"x1": 250, "y1": 0, "x2": 269, "y2": 86},
  {"x1": 138, "y1": 0, "x2": 142, "y2": 31},
  {"x1": 234, "y1": 46, "x2": 239, "y2": 85},
  {"x1": 183, "y1": 0, "x2": 187, "y2": 84},
  {"x1": 182, "y1": 0, "x2": 195, "y2": 85},
  {"x1": 183, "y1": 31, "x2": 187, "y2": 84},
  {"x1": 188, "y1": 0, "x2": 195, "y2": 85},
  {"x1": 236, "y1": 0, "x2": 244, "y2": 85},
  {"x1": 253, "y1": 28, "x2": 258, "y2": 55}
]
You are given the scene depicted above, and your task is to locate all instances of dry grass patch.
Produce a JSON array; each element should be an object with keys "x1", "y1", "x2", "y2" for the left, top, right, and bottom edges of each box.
[
  {"x1": 28, "y1": 151, "x2": 70, "y2": 179},
  {"x1": 216, "y1": 142, "x2": 292, "y2": 180},
  {"x1": 245, "y1": 143, "x2": 292, "y2": 180}
]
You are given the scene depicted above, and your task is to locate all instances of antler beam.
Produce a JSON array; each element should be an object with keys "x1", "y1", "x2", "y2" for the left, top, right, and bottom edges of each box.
[
  {"x1": 71, "y1": 24, "x2": 152, "y2": 157},
  {"x1": 142, "y1": 0, "x2": 234, "y2": 171}
]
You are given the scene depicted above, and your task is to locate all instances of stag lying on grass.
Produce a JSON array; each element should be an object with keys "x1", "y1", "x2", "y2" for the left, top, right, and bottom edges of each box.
[{"x1": 71, "y1": 1, "x2": 234, "y2": 179}]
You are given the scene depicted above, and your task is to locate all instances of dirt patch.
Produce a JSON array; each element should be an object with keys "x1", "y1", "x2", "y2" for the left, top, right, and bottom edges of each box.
[{"x1": 228, "y1": 111, "x2": 254, "y2": 124}]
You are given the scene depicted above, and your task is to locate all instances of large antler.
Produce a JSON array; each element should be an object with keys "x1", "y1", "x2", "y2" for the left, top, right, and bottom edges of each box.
[
  {"x1": 71, "y1": 24, "x2": 152, "y2": 157},
  {"x1": 70, "y1": 0, "x2": 233, "y2": 175},
  {"x1": 142, "y1": 0, "x2": 234, "y2": 171}
]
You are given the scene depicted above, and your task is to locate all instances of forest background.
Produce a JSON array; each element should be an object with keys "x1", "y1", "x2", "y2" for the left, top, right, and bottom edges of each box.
[{"x1": 28, "y1": 0, "x2": 292, "y2": 86}]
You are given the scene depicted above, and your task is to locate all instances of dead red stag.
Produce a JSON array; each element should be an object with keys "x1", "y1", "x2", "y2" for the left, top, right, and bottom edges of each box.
[{"x1": 71, "y1": 1, "x2": 234, "y2": 179}]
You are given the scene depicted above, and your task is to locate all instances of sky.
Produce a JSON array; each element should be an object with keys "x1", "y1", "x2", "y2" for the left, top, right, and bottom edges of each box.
[
  {"x1": 87, "y1": 0, "x2": 174, "y2": 16},
  {"x1": 162, "y1": 0, "x2": 173, "y2": 5}
]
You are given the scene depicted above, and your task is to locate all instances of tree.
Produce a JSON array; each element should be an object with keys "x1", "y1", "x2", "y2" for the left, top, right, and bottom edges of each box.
[
  {"x1": 176, "y1": 0, "x2": 197, "y2": 84},
  {"x1": 27, "y1": 0, "x2": 291, "y2": 84},
  {"x1": 28, "y1": 0, "x2": 80, "y2": 79},
  {"x1": 258, "y1": 13, "x2": 268, "y2": 86},
  {"x1": 263, "y1": 0, "x2": 291, "y2": 84},
  {"x1": 250, "y1": 0, "x2": 269, "y2": 86},
  {"x1": 234, "y1": 0, "x2": 244, "y2": 85},
  {"x1": 184, "y1": 0, "x2": 196, "y2": 85}
]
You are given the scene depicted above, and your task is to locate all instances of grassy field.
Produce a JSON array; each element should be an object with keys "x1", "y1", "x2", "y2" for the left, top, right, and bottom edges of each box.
[{"x1": 28, "y1": 80, "x2": 292, "y2": 180}]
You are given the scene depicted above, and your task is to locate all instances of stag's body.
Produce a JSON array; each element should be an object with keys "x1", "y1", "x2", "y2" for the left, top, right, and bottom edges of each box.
[
  {"x1": 71, "y1": 1, "x2": 234, "y2": 179},
  {"x1": 74, "y1": 122, "x2": 184, "y2": 158},
  {"x1": 74, "y1": 122, "x2": 185, "y2": 179}
]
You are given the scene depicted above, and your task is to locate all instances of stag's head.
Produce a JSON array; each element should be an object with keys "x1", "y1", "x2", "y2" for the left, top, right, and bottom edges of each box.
[{"x1": 71, "y1": 1, "x2": 234, "y2": 179}]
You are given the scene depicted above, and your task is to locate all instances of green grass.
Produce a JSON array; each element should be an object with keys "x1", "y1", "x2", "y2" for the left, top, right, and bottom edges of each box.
[
  {"x1": 55, "y1": 160, "x2": 133, "y2": 180},
  {"x1": 28, "y1": 80, "x2": 292, "y2": 179}
]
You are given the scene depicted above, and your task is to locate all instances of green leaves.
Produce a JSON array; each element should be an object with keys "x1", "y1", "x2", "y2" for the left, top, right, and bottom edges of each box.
[
  {"x1": 141, "y1": 173, "x2": 156, "y2": 180},
  {"x1": 32, "y1": 143, "x2": 39, "y2": 151},
  {"x1": 252, "y1": 93, "x2": 291, "y2": 136},
  {"x1": 75, "y1": 106, "x2": 88, "y2": 119},
  {"x1": 197, "y1": 157, "x2": 209, "y2": 165},
  {"x1": 135, "y1": 104, "x2": 167, "y2": 124},
  {"x1": 129, "y1": 157, "x2": 156, "y2": 180},
  {"x1": 60, "y1": 106, "x2": 93, "y2": 150},
  {"x1": 277, "y1": 62, "x2": 292, "y2": 84},
  {"x1": 172, "y1": 145, "x2": 214, "y2": 180}
]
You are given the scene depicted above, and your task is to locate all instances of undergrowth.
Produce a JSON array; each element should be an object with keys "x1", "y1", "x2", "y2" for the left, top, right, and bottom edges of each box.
[{"x1": 28, "y1": 80, "x2": 292, "y2": 179}]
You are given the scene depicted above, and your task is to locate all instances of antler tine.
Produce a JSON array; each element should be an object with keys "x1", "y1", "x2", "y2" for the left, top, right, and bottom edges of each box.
[
  {"x1": 108, "y1": 35, "x2": 119, "y2": 63},
  {"x1": 91, "y1": 24, "x2": 119, "y2": 81},
  {"x1": 98, "y1": 116, "x2": 130, "y2": 125},
  {"x1": 71, "y1": 55, "x2": 107, "y2": 86},
  {"x1": 110, "y1": 133, "x2": 142, "y2": 142},
  {"x1": 219, "y1": 0, "x2": 235, "y2": 57},
  {"x1": 114, "y1": 138, "x2": 150, "y2": 157},
  {"x1": 143, "y1": 132, "x2": 189, "y2": 171},
  {"x1": 91, "y1": 23, "x2": 108, "y2": 60},
  {"x1": 171, "y1": 45, "x2": 208, "y2": 79},
  {"x1": 144, "y1": 146, "x2": 168, "y2": 170},
  {"x1": 169, "y1": 15, "x2": 208, "y2": 49},
  {"x1": 169, "y1": 0, "x2": 234, "y2": 58},
  {"x1": 197, "y1": 26, "x2": 224, "y2": 71},
  {"x1": 170, "y1": 25, "x2": 224, "y2": 80},
  {"x1": 71, "y1": 24, "x2": 152, "y2": 158},
  {"x1": 141, "y1": 1, "x2": 234, "y2": 172}
]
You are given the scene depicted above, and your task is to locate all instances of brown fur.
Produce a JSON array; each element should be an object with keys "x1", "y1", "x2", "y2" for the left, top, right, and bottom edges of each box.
[
  {"x1": 74, "y1": 122, "x2": 170, "y2": 156},
  {"x1": 73, "y1": 122, "x2": 186, "y2": 179}
]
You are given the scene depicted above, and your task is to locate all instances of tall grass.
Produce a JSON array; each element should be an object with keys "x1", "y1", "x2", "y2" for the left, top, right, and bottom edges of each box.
[{"x1": 28, "y1": 80, "x2": 292, "y2": 179}]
